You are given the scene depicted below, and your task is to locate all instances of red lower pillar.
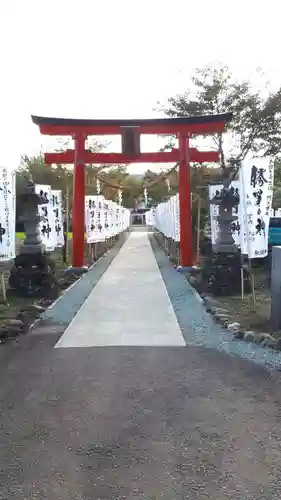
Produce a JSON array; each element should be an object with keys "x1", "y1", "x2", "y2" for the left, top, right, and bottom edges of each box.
[
  {"x1": 72, "y1": 132, "x2": 86, "y2": 269},
  {"x1": 178, "y1": 134, "x2": 193, "y2": 268}
]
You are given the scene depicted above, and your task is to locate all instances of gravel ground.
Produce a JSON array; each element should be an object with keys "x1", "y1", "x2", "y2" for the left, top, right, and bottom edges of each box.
[
  {"x1": 1, "y1": 345, "x2": 281, "y2": 499},
  {"x1": 149, "y1": 235, "x2": 281, "y2": 371}
]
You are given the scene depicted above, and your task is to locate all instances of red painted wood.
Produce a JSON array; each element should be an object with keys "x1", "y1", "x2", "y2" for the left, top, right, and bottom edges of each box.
[
  {"x1": 37, "y1": 120, "x2": 228, "y2": 137},
  {"x1": 45, "y1": 151, "x2": 179, "y2": 165},
  {"x1": 179, "y1": 135, "x2": 193, "y2": 267},
  {"x1": 33, "y1": 113, "x2": 230, "y2": 271},
  {"x1": 189, "y1": 149, "x2": 219, "y2": 163},
  {"x1": 72, "y1": 132, "x2": 86, "y2": 268},
  {"x1": 44, "y1": 148, "x2": 219, "y2": 165}
]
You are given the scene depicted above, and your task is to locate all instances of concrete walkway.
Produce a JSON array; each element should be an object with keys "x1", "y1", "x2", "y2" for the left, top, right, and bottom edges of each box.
[{"x1": 56, "y1": 231, "x2": 185, "y2": 347}]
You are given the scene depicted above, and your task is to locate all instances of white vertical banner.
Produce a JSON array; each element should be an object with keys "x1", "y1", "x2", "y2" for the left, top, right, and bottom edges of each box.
[
  {"x1": 165, "y1": 199, "x2": 170, "y2": 237},
  {"x1": 103, "y1": 199, "x2": 112, "y2": 238},
  {"x1": 121, "y1": 207, "x2": 126, "y2": 231},
  {"x1": 110, "y1": 201, "x2": 118, "y2": 237},
  {"x1": 121, "y1": 207, "x2": 130, "y2": 231},
  {"x1": 96, "y1": 195, "x2": 106, "y2": 241},
  {"x1": 162, "y1": 202, "x2": 167, "y2": 236},
  {"x1": 51, "y1": 190, "x2": 64, "y2": 247},
  {"x1": 152, "y1": 195, "x2": 180, "y2": 242},
  {"x1": 85, "y1": 195, "x2": 106, "y2": 242},
  {"x1": 146, "y1": 207, "x2": 156, "y2": 227},
  {"x1": 109, "y1": 201, "x2": 116, "y2": 237},
  {"x1": 174, "y1": 193, "x2": 180, "y2": 242},
  {"x1": 161, "y1": 203, "x2": 166, "y2": 235},
  {"x1": 85, "y1": 196, "x2": 94, "y2": 243},
  {"x1": 208, "y1": 184, "x2": 220, "y2": 245},
  {"x1": 85, "y1": 195, "x2": 130, "y2": 241},
  {"x1": 167, "y1": 198, "x2": 172, "y2": 238},
  {"x1": 0, "y1": 168, "x2": 16, "y2": 261},
  {"x1": 115, "y1": 204, "x2": 122, "y2": 235},
  {"x1": 11, "y1": 170, "x2": 16, "y2": 259},
  {"x1": 35, "y1": 184, "x2": 55, "y2": 252},
  {"x1": 169, "y1": 197, "x2": 176, "y2": 240},
  {"x1": 155, "y1": 203, "x2": 162, "y2": 233},
  {"x1": 114, "y1": 202, "x2": 119, "y2": 236},
  {"x1": 240, "y1": 156, "x2": 274, "y2": 258}
]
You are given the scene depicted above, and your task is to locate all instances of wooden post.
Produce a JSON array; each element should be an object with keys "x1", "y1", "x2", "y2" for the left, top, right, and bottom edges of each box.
[
  {"x1": 179, "y1": 135, "x2": 192, "y2": 267},
  {"x1": 271, "y1": 246, "x2": 281, "y2": 329},
  {"x1": 196, "y1": 196, "x2": 201, "y2": 265},
  {"x1": 65, "y1": 184, "x2": 70, "y2": 265},
  {"x1": 0, "y1": 272, "x2": 7, "y2": 302},
  {"x1": 72, "y1": 132, "x2": 86, "y2": 268}
]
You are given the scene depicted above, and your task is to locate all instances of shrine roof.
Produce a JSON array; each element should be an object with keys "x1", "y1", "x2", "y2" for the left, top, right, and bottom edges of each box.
[{"x1": 31, "y1": 113, "x2": 232, "y2": 136}]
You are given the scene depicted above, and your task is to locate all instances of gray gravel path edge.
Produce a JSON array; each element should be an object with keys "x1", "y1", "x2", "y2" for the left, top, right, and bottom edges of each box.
[{"x1": 149, "y1": 234, "x2": 281, "y2": 371}]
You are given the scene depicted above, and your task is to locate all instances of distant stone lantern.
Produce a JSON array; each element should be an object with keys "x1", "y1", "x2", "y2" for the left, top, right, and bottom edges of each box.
[
  {"x1": 210, "y1": 179, "x2": 240, "y2": 253},
  {"x1": 9, "y1": 178, "x2": 59, "y2": 298}
]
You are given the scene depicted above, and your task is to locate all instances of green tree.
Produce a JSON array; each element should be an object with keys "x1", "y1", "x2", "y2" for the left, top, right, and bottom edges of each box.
[
  {"x1": 16, "y1": 154, "x2": 143, "y2": 211},
  {"x1": 17, "y1": 154, "x2": 73, "y2": 203},
  {"x1": 158, "y1": 65, "x2": 281, "y2": 165},
  {"x1": 273, "y1": 157, "x2": 281, "y2": 208},
  {"x1": 142, "y1": 170, "x2": 169, "y2": 203}
]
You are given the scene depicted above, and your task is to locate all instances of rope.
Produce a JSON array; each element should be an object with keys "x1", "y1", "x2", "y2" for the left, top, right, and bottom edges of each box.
[{"x1": 96, "y1": 162, "x2": 179, "y2": 194}]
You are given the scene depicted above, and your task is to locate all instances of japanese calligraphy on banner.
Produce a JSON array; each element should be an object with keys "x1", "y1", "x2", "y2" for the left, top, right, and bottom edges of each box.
[
  {"x1": 51, "y1": 190, "x2": 64, "y2": 248},
  {"x1": 240, "y1": 156, "x2": 274, "y2": 258},
  {"x1": 85, "y1": 195, "x2": 106, "y2": 242},
  {"x1": 103, "y1": 199, "x2": 111, "y2": 238},
  {"x1": 115, "y1": 204, "x2": 122, "y2": 235},
  {"x1": 85, "y1": 196, "x2": 130, "y2": 242},
  {"x1": 35, "y1": 184, "x2": 55, "y2": 252},
  {"x1": 0, "y1": 168, "x2": 16, "y2": 261},
  {"x1": 121, "y1": 207, "x2": 130, "y2": 231}
]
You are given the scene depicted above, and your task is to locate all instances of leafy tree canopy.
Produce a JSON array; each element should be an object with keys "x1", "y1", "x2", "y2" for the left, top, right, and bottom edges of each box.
[{"x1": 158, "y1": 65, "x2": 281, "y2": 165}]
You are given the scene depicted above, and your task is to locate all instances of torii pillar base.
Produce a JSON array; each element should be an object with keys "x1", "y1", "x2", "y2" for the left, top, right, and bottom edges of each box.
[{"x1": 64, "y1": 265, "x2": 89, "y2": 275}]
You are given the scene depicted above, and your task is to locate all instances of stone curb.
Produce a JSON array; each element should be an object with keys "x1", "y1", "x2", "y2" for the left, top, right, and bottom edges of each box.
[{"x1": 189, "y1": 284, "x2": 281, "y2": 352}]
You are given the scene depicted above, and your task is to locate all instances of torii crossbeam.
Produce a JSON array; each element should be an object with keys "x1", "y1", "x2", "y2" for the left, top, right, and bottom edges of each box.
[{"x1": 32, "y1": 113, "x2": 232, "y2": 270}]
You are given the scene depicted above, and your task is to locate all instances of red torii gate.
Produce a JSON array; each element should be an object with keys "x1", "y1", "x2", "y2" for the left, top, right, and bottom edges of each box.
[{"x1": 32, "y1": 113, "x2": 232, "y2": 270}]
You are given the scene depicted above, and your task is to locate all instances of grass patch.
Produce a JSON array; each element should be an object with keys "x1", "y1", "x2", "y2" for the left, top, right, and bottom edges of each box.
[
  {"x1": 214, "y1": 266, "x2": 274, "y2": 334},
  {"x1": 15, "y1": 233, "x2": 87, "y2": 240}
]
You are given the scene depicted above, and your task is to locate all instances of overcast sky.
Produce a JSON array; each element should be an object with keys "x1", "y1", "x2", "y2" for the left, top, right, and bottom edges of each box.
[{"x1": 0, "y1": 0, "x2": 280, "y2": 173}]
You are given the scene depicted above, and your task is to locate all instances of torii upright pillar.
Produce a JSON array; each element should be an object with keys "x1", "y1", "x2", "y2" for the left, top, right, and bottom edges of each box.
[
  {"x1": 72, "y1": 132, "x2": 87, "y2": 270},
  {"x1": 178, "y1": 134, "x2": 192, "y2": 268}
]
